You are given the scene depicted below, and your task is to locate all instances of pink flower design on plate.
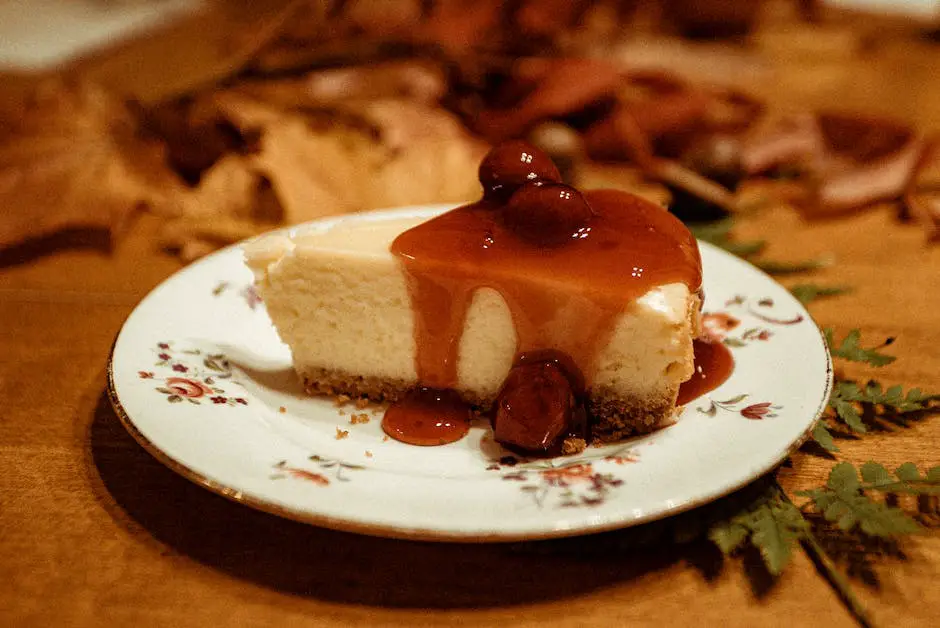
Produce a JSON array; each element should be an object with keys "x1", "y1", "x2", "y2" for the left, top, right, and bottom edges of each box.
[
  {"x1": 699, "y1": 395, "x2": 780, "y2": 419},
  {"x1": 740, "y1": 402, "x2": 775, "y2": 420},
  {"x1": 540, "y1": 463, "x2": 595, "y2": 486},
  {"x1": 605, "y1": 453, "x2": 639, "y2": 465},
  {"x1": 164, "y1": 377, "x2": 214, "y2": 399},
  {"x1": 286, "y1": 469, "x2": 330, "y2": 485},
  {"x1": 702, "y1": 312, "x2": 740, "y2": 341}
]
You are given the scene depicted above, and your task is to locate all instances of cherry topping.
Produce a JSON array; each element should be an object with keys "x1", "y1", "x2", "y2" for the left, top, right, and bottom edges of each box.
[
  {"x1": 478, "y1": 140, "x2": 562, "y2": 201},
  {"x1": 493, "y1": 361, "x2": 577, "y2": 453},
  {"x1": 502, "y1": 182, "x2": 594, "y2": 247}
]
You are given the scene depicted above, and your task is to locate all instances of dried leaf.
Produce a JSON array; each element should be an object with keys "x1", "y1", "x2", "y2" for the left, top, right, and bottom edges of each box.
[
  {"x1": 245, "y1": 98, "x2": 485, "y2": 223},
  {"x1": 0, "y1": 80, "x2": 181, "y2": 247},
  {"x1": 232, "y1": 61, "x2": 447, "y2": 109},
  {"x1": 153, "y1": 154, "x2": 284, "y2": 255},
  {"x1": 476, "y1": 58, "x2": 624, "y2": 142}
]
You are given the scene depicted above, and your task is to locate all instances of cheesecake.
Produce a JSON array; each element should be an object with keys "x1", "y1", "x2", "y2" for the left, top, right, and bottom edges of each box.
[{"x1": 245, "y1": 142, "x2": 705, "y2": 454}]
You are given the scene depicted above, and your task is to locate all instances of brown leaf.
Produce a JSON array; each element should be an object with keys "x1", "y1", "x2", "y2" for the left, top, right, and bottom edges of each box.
[
  {"x1": 244, "y1": 97, "x2": 485, "y2": 223},
  {"x1": 139, "y1": 97, "x2": 259, "y2": 185},
  {"x1": 0, "y1": 79, "x2": 180, "y2": 248},
  {"x1": 154, "y1": 154, "x2": 285, "y2": 257},
  {"x1": 475, "y1": 58, "x2": 624, "y2": 141},
  {"x1": 741, "y1": 113, "x2": 822, "y2": 175},
  {"x1": 815, "y1": 135, "x2": 923, "y2": 213},
  {"x1": 155, "y1": 93, "x2": 486, "y2": 259},
  {"x1": 230, "y1": 61, "x2": 447, "y2": 109},
  {"x1": 742, "y1": 112, "x2": 925, "y2": 217}
]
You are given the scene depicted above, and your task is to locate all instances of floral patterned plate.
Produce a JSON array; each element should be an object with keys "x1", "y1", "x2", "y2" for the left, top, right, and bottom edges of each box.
[{"x1": 108, "y1": 205, "x2": 832, "y2": 542}]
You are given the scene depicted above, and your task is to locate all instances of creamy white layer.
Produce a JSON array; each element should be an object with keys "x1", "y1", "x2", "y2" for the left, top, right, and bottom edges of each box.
[{"x1": 246, "y1": 215, "x2": 697, "y2": 403}]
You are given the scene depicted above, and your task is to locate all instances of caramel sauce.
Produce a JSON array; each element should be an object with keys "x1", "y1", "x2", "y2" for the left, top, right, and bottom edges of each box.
[
  {"x1": 677, "y1": 339, "x2": 735, "y2": 405},
  {"x1": 381, "y1": 388, "x2": 470, "y2": 446},
  {"x1": 379, "y1": 143, "x2": 710, "y2": 450},
  {"x1": 391, "y1": 190, "x2": 702, "y2": 390}
]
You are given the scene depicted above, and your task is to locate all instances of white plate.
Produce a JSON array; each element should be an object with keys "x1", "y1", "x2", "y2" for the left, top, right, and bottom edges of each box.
[{"x1": 108, "y1": 205, "x2": 832, "y2": 542}]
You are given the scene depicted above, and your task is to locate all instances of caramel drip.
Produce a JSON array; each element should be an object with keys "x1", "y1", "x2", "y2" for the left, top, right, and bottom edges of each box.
[
  {"x1": 391, "y1": 189, "x2": 703, "y2": 390},
  {"x1": 677, "y1": 339, "x2": 735, "y2": 405},
  {"x1": 382, "y1": 388, "x2": 470, "y2": 446}
]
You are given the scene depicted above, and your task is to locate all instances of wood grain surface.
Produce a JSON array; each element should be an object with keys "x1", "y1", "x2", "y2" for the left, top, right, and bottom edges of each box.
[{"x1": 1, "y1": 5, "x2": 939, "y2": 628}]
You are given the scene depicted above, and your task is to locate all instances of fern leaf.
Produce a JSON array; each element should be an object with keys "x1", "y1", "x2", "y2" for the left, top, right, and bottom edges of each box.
[
  {"x1": 811, "y1": 421, "x2": 839, "y2": 452},
  {"x1": 753, "y1": 257, "x2": 830, "y2": 275},
  {"x1": 825, "y1": 329, "x2": 896, "y2": 366},
  {"x1": 799, "y1": 464, "x2": 924, "y2": 538},
  {"x1": 830, "y1": 397, "x2": 867, "y2": 433},
  {"x1": 708, "y1": 521, "x2": 750, "y2": 555},
  {"x1": 827, "y1": 462, "x2": 860, "y2": 492},
  {"x1": 851, "y1": 462, "x2": 940, "y2": 495},
  {"x1": 859, "y1": 462, "x2": 891, "y2": 487},
  {"x1": 748, "y1": 500, "x2": 807, "y2": 575},
  {"x1": 789, "y1": 284, "x2": 852, "y2": 305},
  {"x1": 895, "y1": 462, "x2": 921, "y2": 482}
]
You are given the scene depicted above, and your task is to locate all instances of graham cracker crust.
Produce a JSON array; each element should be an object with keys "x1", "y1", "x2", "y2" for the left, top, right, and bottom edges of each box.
[{"x1": 301, "y1": 366, "x2": 677, "y2": 443}]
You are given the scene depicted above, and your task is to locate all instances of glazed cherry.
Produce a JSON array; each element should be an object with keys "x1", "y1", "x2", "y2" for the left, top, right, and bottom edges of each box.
[
  {"x1": 502, "y1": 182, "x2": 594, "y2": 247},
  {"x1": 478, "y1": 140, "x2": 562, "y2": 200},
  {"x1": 494, "y1": 361, "x2": 577, "y2": 453}
]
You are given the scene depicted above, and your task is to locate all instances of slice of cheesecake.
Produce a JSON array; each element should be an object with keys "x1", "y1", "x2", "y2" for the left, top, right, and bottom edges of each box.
[
  {"x1": 245, "y1": 142, "x2": 703, "y2": 452},
  {"x1": 246, "y1": 209, "x2": 701, "y2": 444}
]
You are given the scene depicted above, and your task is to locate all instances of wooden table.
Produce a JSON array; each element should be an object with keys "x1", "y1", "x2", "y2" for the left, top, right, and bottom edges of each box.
[{"x1": 2, "y1": 11, "x2": 939, "y2": 628}]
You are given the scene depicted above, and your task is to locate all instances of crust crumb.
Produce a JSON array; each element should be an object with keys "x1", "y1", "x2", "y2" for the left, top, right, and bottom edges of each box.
[
  {"x1": 334, "y1": 394, "x2": 351, "y2": 406},
  {"x1": 561, "y1": 437, "x2": 587, "y2": 455},
  {"x1": 278, "y1": 406, "x2": 286, "y2": 413},
  {"x1": 335, "y1": 428, "x2": 349, "y2": 440},
  {"x1": 355, "y1": 397, "x2": 370, "y2": 409},
  {"x1": 382, "y1": 435, "x2": 390, "y2": 442},
  {"x1": 365, "y1": 451, "x2": 373, "y2": 458},
  {"x1": 350, "y1": 413, "x2": 370, "y2": 425}
]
